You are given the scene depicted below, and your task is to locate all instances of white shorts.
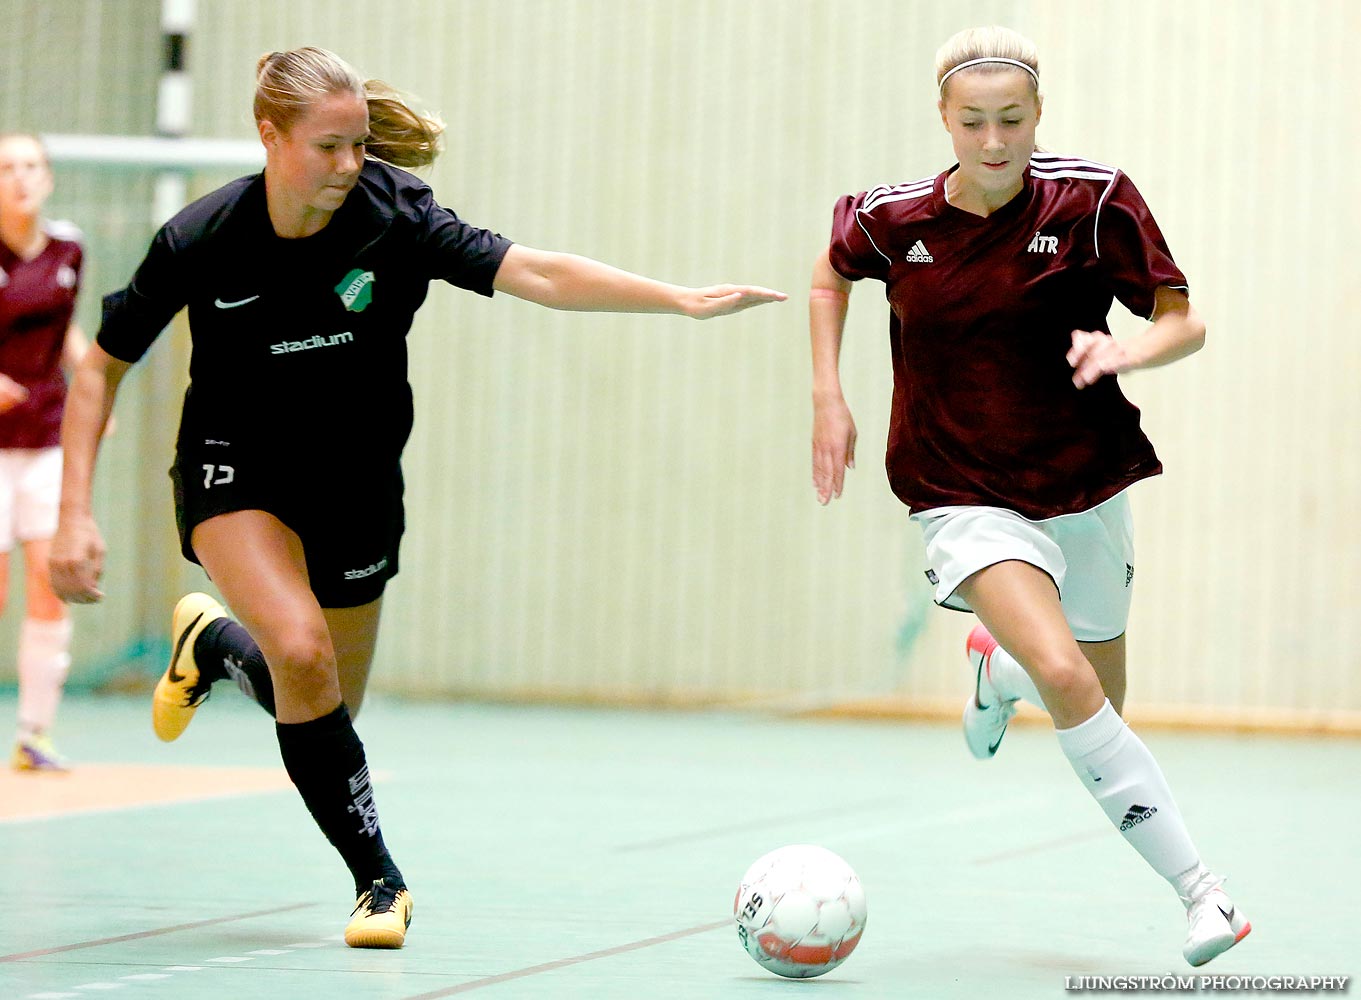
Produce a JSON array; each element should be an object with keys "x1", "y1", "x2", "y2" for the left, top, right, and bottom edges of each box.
[
  {"x1": 0, "y1": 447, "x2": 63, "y2": 550},
  {"x1": 911, "y1": 491, "x2": 1135, "y2": 642}
]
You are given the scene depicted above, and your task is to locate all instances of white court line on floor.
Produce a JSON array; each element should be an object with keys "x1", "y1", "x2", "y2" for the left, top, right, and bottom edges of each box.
[
  {"x1": 18, "y1": 939, "x2": 332, "y2": 1000},
  {"x1": 402, "y1": 919, "x2": 733, "y2": 999}
]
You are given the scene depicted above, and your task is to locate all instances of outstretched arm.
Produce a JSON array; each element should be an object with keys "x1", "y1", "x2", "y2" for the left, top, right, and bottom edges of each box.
[
  {"x1": 1068, "y1": 286, "x2": 1206, "y2": 388},
  {"x1": 51, "y1": 344, "x2": 130, "y2": 603},
  {"x1": 492, "y1": 244, "x2": 786, "y2": 318},
  {"x1": 810, "y1": 248, "x2": 856, "y2": 505}
]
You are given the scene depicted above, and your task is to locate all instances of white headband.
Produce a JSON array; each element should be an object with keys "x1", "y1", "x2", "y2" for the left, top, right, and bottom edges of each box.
[{"x1": 938, "y1": 57, "x2": 1039, "y2": 94}]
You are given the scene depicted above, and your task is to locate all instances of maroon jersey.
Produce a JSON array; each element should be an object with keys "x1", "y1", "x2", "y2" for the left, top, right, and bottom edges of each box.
[
  {"x1": 829, "y1": 152, "x2": 1187, "y2": 519},
  {"x1": 0, "y1": 221, "x2": 83, "y2": 449}
]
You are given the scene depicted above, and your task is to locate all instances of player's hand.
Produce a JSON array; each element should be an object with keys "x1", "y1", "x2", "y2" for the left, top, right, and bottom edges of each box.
[
  {"x1": 685, "y1": 285, "x2": 787, "y2": 319},
  {"x1": 50, "y1": 515, "x2": 107, "y2": 604},
  {"x1": 1067, "y1": 329, "x2": 1133, "y2": 388},
  {"x1": 0, "y1": 374, "x2": 29, "y2": 414},
  {"x1": 812, "y1": 396, "x2": 857, "y2": 505}
]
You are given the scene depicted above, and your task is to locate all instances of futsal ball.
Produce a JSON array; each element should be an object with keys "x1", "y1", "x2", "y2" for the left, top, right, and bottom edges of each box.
[{"x1": 733, "y1": 844, "x2": 867, "y2": 979}]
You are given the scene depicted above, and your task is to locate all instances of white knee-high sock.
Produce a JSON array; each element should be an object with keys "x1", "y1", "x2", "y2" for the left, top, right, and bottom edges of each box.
[
  {"x1": 16, "y1": 617, "x2": 73, "y2": 737},
  {"x1": 1056, "y1": 699, "x2": 1208, "y2": 895},
  {"x1": 987, "y1": 644, "x2": 1045, "y2": 708}
]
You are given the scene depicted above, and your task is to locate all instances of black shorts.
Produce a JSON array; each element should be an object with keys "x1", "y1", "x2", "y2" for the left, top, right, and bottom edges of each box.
[{"x1": 170, "y1": 439, "x2": 404, "y2": 608}]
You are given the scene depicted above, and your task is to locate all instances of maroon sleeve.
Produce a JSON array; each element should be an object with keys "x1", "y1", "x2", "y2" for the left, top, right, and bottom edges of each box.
[
  {"x1": 1093, "y1": 172, "x2": 1187, "y2": 319},
  {"x1": 828, "y1": 192, "x2": 890, "y2": 283}
]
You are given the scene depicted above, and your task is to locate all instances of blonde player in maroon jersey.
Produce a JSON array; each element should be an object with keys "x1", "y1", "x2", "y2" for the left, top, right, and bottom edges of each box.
[
  {"x1": 0, "y1": 133, "x2": 91, "y2": 772},
  {"x1": 808, "y1": 27, "x2": 1250, "y2": 967}
]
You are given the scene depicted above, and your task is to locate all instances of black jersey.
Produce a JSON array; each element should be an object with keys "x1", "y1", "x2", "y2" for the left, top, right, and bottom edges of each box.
[{"x1": 97, "y1": 159, "x2": 512, "y2": 465}]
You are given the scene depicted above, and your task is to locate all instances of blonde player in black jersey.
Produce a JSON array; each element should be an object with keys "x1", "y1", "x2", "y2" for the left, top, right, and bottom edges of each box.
[
  {"x1": 810, "y1": 26, "x2": 1249, "y2": 967},
  {"x1": 50, "y1": 47, "x2": 784, "y2": 949}
]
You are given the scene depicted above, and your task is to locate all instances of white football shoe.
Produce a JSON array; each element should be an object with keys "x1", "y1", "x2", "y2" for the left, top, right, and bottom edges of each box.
[
  {"x1": 961, "y1": 624, "x2": 1018, "y2": 760},
  {"x1": 1181, "y1": 875, "x2": 1252, "y2": 967}
]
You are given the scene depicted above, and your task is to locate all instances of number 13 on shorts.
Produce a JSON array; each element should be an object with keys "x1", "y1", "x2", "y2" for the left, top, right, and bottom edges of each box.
[{"x1": 202, "y1": 464, "x2": 235, "y2": 488}]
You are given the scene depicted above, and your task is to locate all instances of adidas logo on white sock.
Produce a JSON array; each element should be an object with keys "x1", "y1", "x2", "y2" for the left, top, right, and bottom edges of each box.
[
  {"x1": 1119, "y1": 802, "x2": 1159, "y2": 831},
  {"x1": 905, "y1": 239, "x2": 933, "y2": 263}
]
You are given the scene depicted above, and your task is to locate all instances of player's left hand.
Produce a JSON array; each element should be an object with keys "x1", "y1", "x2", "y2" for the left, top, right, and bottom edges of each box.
[
  {"x1": 685, "y1": 285, "x2": 788, "y2": 319},
  {"x1": 1067, "y1": 329, "x2": 1132, "y2": 388},
  {"x1": 50, "y1": 513, "x2": 107, "y2": 604}
]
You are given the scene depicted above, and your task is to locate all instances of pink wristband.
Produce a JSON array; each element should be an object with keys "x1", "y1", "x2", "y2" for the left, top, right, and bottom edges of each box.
[{"x1": 809, "y1": 288, "x2": 850, "y2": 302}]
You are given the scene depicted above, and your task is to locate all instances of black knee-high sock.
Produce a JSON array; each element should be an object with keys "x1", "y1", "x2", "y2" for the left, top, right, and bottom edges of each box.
[
  {"x1": 194, "y1": 619, "x2": 276, "y2": 717},
  {"x1": 276, "y1": 704, "x2": 404, "y2": 893}
]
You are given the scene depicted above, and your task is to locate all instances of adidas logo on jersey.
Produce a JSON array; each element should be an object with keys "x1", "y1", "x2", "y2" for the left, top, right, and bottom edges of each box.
[{"x1": 905, "y1": 239, "x2": 934, "y2": 263}]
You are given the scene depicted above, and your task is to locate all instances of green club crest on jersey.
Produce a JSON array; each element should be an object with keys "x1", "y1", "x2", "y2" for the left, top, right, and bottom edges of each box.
[{"x1": 335, "y1": 268, "x2": 375, "y2": 312}]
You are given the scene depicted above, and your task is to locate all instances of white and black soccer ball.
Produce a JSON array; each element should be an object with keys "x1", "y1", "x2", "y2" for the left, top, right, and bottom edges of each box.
[{"x1": 733, "y1": 844, "x2": 867, "y2": 979}]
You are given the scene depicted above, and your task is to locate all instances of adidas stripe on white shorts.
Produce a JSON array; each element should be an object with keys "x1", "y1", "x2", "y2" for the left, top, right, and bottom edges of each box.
[{"x1": 911, "y1": 491, "x2": 1135, "y2": 642}]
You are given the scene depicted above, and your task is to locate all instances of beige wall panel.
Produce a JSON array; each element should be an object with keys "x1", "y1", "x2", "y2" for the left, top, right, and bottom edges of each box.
[{"x1": 1023, "y1": 0, "x2": 1360, "y2": 713}]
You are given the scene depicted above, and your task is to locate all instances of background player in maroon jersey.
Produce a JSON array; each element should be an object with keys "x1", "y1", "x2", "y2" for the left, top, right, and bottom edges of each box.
[
  {"x1": 49, "y1": 48, "x2": 784, "y2": 948},
  {"x1": 808, "y1": 26, "x2": 1249, "y2": 967},
  {"x1": 0, "y1": 132, "x2": 91, "y2": 772}
]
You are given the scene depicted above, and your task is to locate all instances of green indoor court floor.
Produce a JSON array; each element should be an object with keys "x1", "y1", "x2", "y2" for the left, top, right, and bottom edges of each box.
[{"x1": 0, "y1": 691, "x2": 1355, "y2": 999}]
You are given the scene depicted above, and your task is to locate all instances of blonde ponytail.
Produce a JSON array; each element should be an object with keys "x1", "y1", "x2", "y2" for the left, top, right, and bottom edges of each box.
[
  {"x1": 364, "y1": 81, "x2": 444, "y2": 168},
  {"x1": 254, "y1": 47, "x2": 444, "y2": 168}
]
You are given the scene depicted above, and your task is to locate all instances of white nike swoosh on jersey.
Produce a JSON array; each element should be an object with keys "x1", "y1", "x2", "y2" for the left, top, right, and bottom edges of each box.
[{"x1": 214, "y1": 295, "x2": 260, "y2": 309}]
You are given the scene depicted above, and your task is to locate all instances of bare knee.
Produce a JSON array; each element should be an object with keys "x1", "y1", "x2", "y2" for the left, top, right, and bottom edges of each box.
[
  {"x1": 264, "y1": 624, "x2": 338, "y2": 698},
  {"x1": 1027, "y1": 646, "x2": 1103, "y2": 719}
]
